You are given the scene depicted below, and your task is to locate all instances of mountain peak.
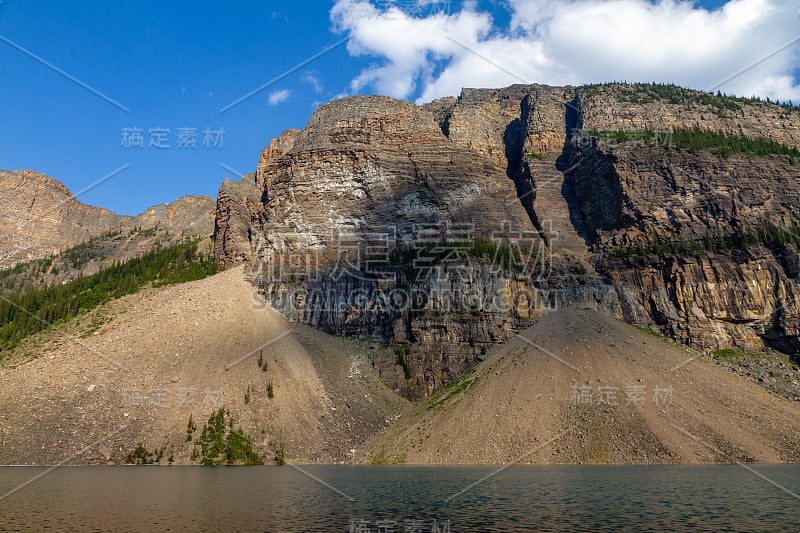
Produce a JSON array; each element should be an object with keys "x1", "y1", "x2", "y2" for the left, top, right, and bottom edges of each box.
[{"x1": 0, "y1": 169, "x2": 215, "y2": 268}]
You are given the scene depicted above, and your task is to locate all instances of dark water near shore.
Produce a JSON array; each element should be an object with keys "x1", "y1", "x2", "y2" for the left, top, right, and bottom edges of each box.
[{"x1": 1, "y1": 465, "x2": 798, "y2": 532}]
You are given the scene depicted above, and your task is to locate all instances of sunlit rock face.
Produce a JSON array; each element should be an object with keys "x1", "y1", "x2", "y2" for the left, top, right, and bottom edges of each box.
[{"x1": 214, "y1": 83, "x2": 800, "y2": 397}]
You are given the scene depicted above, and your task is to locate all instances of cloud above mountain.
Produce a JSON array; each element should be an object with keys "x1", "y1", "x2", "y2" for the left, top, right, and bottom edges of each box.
[
  {"x1": 331, "y1": 0, "x2": 800, "y2": 103},
  {"x1": 268, "y1": 89, "x2": 291, "y2": 106}
]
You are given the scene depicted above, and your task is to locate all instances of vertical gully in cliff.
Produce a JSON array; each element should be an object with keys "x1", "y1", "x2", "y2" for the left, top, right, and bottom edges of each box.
[
  {"x1": 555, "y1": 94, "x2": 592, "y2": 246},
  {"x1": 504, "y1": 96, "x2": 549, "y2": 244}
]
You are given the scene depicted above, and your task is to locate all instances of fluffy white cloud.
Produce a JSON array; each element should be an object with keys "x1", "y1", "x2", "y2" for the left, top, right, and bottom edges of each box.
[
  {"x1": 268, "y1": 89, "x2": 291, "y2": 106},
  {"x1": 330, "y1": 0, "x2": 800, "y2": 103}
]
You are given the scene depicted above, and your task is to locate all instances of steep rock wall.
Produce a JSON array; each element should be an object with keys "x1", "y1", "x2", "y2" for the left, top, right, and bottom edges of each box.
[{"x1": 214, "y1": 83, "x2": 800, "y2": 397}]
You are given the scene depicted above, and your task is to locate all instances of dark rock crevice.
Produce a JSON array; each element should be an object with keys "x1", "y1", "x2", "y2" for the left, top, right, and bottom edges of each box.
[
  {"x1": 556, "y1": 95, "x2": 593, "y2": 245},
  {"x1": 558, "y1": 141, "x2": 636, "y2": 245},
  {"x1": 504, "y1": 96, "x2": 547, "y2": 243}
]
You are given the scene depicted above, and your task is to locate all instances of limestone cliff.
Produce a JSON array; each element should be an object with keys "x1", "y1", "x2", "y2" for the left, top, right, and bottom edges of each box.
[
  {"x1": 0, "y1": 170, "x2": 123, "y2": 266},
  {"x1": 214, "y1": 83, "x2": 800, "y2": 397},
  {"x1": 131, "y1": 195, "x2": 216, "y2": 239},
  {"x1": 0, "y1": 170, "x2": 216, "y2": 285}
]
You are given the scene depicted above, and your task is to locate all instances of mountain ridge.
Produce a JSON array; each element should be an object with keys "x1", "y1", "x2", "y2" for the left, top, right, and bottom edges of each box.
[
  {"x1": 0, "y1": 169, "x2": 216, "y2": 270},
  {"x1": 1, "y1": 82, "x2": 800, "y2": 465}
]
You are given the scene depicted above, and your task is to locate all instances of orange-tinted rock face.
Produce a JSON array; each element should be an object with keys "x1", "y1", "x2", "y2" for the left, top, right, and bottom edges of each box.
[
  {"x1": 0, "y1": 170, "x2": 124, "y2": 266},
  {"x1": 0, "y1": 169, "x2": 215, "y2": 273}
]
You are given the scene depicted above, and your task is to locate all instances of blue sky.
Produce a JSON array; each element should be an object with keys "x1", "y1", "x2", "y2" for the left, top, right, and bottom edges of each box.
[{"x1": 1, "y1": 0, "x2": 798, "y2": 215}]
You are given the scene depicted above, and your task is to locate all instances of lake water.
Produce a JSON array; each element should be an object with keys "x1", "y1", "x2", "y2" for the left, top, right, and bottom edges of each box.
[{"x1": 1, "y1": 465, "x2": 798, "y2": 532}]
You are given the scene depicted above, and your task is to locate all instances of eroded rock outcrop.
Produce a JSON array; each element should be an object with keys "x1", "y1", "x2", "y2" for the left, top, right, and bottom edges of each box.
[
  {"x1": 610, "y1": 249, "x2": 800, "y2": 352},
  {"x1": 0, "y1": 169, "x2": 215, "y2": 270},
  {"x1": 0, "y1": 170, "x2": 123, "y2": 266},
  {"x1": 214, "y1": 83, "x2": 800, "y2": 397}
]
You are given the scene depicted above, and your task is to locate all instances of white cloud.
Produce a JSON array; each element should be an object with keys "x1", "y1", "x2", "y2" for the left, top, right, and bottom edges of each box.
[
  {"x1": 268, "y1": 89, "x2": 291, "y2": 106},
  {"x1": 330, "y1": 0, "x2": 800, "y2": 103},
  {"x1": 302, "y1": 73, "x2": 324, "y2": 93}
]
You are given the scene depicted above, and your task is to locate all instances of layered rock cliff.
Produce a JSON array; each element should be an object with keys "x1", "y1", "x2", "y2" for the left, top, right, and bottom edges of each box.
[
  {"x1": 215, "y1": 96, "x2": 548, "y2": 396},
  {"x1": 0, "y1": 170, "x2": 123, "y2": 266},
  {"x1": 0, "y1": 169, "x2": 216, "y2": 286},
  {"x1": 214, "y1": 83, "x2": 800, "y2": 397}
]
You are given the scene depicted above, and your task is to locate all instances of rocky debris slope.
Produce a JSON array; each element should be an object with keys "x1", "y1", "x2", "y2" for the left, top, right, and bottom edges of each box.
[
  {"x1": 0, "y1": 267, "x2": 410, "y2": 465},
  {"x1": 363, "y1": 309, "x2": 800, "y2": 464},
  {"x1": 710, "y1": 351, "x2": 800, "y2": 402},
  {"x1": 214, "y1": 83, "x2": 800, "y2": 399}
]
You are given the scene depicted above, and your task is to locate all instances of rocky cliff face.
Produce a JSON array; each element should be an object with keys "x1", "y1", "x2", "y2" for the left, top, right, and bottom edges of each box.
[
  {"x1": 579, "y1": 83, "x2": 800, "y2": 147},
  {"x1": 131, "y1": 195, "x2": 216, "y2": 239},
  {"x1": 0, "y1": 169, "x2": 216, "y2": 284},
  {"x1": 559, "y1": 91, "x2": 800, "y2": 353},
  {"x1": 215, "y1": 96, "x2": 547, "y2": 397},
  {"x1": 214, "y1": 83, "x2": 800, "y2": 397},
  {"x1": 0, "y1": 170, "x2": 123, "y2": 266},
  {"x1": 610, "y1": 249, "x2": 800, "y2": 353},
  {"x1": 566, "y1": 145, "x2": 800, "y2": 352}
]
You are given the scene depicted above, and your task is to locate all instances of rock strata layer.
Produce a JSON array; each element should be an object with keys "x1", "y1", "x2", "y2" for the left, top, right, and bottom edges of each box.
[{"x1": 214, "y1": 83, "x2": 800, "y2": 397}]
